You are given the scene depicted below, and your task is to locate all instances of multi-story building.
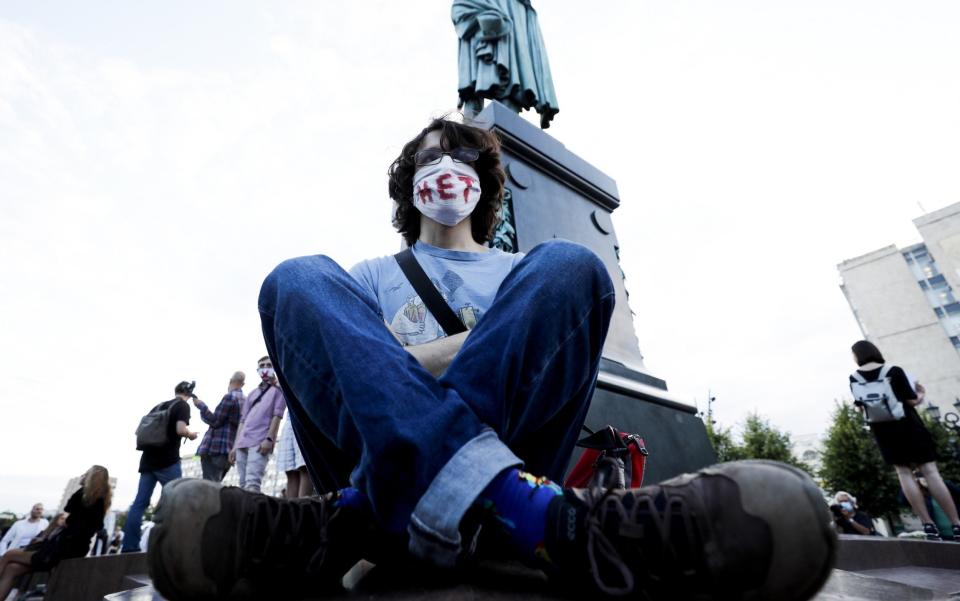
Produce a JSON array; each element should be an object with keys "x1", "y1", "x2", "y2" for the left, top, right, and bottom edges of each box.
[{"x1": 838, "y1": 202, "x2": 960, "y2": 415}]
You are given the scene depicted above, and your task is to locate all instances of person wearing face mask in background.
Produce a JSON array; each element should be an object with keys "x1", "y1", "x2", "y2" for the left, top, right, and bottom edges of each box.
[
  {"x1": 228, "y1": 357, "x2": 285, "y2": 493},
  {"x1": 148, "y1": 118, "x2": 835, "y2": 601},
  {"x1": 831, "y1": 491, "x2": 878, "y2": 536}
]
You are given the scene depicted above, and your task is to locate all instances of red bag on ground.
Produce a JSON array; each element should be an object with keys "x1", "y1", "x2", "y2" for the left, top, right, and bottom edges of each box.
[{"x1": 564, "y1": 425, "x2": 648, "y2": 489}]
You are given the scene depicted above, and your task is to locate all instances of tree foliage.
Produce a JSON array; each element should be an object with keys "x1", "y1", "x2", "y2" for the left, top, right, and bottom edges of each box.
[
  {"x1": 705, "y1": 421, "x2": 743, "y2": 463},
  {"x1": 921, "y1": 413, "x2": 960, "y2": 484},
  {"x1": 705, "y1": 413, "x2": 810, "y2": 473},
  {"x1": 819, "y1": 402, "x2": 900, "y2": 518},
  {"x1": 739, "y1": 414, "x2": 810, "y2": 471}
]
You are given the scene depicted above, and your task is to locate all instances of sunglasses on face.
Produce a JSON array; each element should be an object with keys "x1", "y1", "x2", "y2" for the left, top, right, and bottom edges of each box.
[{"x1": 414, "y1": 147, "x2": 480, "y2": 166}]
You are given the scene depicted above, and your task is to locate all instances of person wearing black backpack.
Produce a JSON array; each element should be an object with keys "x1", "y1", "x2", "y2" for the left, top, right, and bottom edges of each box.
[
  {"x1": 147, "y1": 118, "x2": 835, "y2": 601},
  {"x1": 849, "y1": 339, "x2": 960, "y2": 541},
  {"x1": 121, "y1": 381, "x2": 196, "y2": 552}
]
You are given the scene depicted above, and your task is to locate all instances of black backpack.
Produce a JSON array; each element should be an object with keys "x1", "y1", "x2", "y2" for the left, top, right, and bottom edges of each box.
[{"x1": 135, "y1": 401, "x2": 175, "y2": 450}]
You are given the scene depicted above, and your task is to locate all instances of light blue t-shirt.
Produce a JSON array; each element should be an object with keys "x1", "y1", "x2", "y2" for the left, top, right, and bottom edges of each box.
[{"x1": 349, "y1": 241, "x2": 523, "y2": 346}]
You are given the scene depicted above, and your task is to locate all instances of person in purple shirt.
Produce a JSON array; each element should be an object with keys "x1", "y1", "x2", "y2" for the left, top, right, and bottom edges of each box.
[
  {"x1": 229, "y1": 356, "x2": 285, "y2": 492},
  {"x1": 194, "y1": 371, "x2": 245, "y2": 482}
]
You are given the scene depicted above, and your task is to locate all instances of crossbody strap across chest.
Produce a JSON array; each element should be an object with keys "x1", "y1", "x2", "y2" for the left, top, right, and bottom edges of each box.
[{"x1": 394, "y1": 247, "x2": 468, "y2": 336}]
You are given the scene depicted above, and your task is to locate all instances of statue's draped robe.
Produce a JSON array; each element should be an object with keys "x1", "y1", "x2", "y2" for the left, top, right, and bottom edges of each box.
[{"x1": 452, "y1": 0, "x2": 559, "y2": 128}]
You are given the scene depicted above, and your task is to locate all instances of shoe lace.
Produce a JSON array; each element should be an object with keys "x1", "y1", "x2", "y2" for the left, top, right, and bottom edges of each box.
[
  {"x1": 239, "y1": 494, "x2": 333, "y2": 577},
  {"x1": 583, "y1": 483, "x2": 704, "y2": 598}
]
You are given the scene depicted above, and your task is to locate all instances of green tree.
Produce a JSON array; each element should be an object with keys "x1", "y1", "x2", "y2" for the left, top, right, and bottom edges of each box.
[
  {"x1": 704, "y1": 413, "x2": 809, "y2": 472},
  {"x1": 705, "y1": 420, "x2": 744, "y2": 463},
  {"x1": 738, "y1": 413, "x2": 811, "y2": 473},
  {"x1": 819, "y1": 402, "x2": 900, "y2": 519},
  {"x1": 921, "y1": 413, "x2": 960, "y2": 484}
]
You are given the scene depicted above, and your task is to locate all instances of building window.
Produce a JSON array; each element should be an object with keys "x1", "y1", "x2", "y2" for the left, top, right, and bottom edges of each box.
[
  {"x1": 903, "y1": 245, "x2": 960, "y2": 354},
  {"x1": 904, "y1": 246, "x2": 941, "y2": 281}
]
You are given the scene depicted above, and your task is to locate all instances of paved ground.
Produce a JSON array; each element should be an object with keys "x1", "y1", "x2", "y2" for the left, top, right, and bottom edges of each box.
[
  {"x1": 107, "y1": 564, "x2": 960, "y2": 601},
  {"x1": 102, "y1": 536, "x2": 960, "y2": 601}
]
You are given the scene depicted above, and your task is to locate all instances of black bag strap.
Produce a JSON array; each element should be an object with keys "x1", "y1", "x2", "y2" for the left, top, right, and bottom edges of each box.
[
  {"x1": 246, "y1": 384, "x2": 272, "y2": 410},
  {"x1": 394, "y1": 247, "x2": 467, "y2": 335}
]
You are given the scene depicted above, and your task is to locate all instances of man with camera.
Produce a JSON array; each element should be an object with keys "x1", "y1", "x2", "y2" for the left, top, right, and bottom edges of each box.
[
  {"x1": 228, "y1": 357, "x2": 285, "y2": 492},
  {"x1": 831, "y1": 491, "x2": 877, "y2": 536},
  {"x1": 121, "y1": 381, "x2": 197, "y2": 552}
]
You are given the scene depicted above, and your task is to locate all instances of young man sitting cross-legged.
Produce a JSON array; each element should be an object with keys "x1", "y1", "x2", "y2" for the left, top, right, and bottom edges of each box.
[{"x1": 147, "y1": 118, "x2": 837, "y2": 600}]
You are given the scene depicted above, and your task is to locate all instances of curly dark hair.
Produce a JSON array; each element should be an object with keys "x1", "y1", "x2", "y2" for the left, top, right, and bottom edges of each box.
[{"x1": 388, "y1": 118, "x2": 506, "y2": 246}]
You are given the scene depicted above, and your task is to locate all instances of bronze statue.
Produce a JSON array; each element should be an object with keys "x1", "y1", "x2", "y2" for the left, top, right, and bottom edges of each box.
[{"x1": 452, "y1": 0, "x2": 559, "y2": 128}]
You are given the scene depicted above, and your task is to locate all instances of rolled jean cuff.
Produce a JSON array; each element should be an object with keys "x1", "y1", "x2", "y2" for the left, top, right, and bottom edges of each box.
[{"x1": 407, "y1": 429, "x2": 521, "y2": 567}]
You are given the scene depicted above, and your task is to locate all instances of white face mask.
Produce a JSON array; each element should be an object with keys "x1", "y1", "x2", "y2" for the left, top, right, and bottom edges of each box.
[
  {"x1": 412, "y1": 155, "x2": 482, "y2": 227},
  {"x1": 257, "y1": 367, "x2": 274, "y2": 381}
]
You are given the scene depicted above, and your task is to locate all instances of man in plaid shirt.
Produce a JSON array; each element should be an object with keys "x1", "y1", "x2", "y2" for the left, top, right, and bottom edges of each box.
[{"x1": 193, "y1": 371, "x2": 245, "y2": 482}]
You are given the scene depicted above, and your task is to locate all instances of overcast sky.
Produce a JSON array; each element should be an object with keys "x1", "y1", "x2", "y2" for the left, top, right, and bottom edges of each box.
[{"x1": 2, "y1": 1, "x2": 959, "y2": 513}]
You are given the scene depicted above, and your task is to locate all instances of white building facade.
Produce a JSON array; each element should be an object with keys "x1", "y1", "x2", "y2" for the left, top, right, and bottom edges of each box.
[{"x1": 838, "y1": 202, "x2": 960, "y2": 415}]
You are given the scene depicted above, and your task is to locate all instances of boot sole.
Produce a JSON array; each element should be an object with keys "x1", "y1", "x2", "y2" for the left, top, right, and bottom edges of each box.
[
  {"x1": 718, "y1": 460, "x2": 837, "y2": 601},
  {"x1": 149, "y1": 478, "x2": 240, "y2": 600}
]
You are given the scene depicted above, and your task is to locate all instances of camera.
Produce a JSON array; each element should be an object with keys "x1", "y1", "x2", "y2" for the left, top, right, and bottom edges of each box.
[{"x1": 175, "y1": 380, "x2": 197, "y2": 398}]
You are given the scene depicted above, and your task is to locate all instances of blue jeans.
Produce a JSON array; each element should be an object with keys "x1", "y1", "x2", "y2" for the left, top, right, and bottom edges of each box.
[
  {"x1": 258, "y1": 240, "x2": 614, "y2": 566},
  {"x1": 121, "y1": 462, "x2": 182, "y2": 551}
]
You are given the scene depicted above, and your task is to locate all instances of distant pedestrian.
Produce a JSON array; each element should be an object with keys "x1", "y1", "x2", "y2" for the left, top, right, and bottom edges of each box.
[
  {"x1": 26, "y1": 513, "x2": 66, "y2": 548},
  {"x1": 121, "y1": 381, "x2": 197, "y2": 552},
  {"x1": 0, "y1": 504, "x2": 47, "y2": 555},
  {"x1": 277, "y1": 416, "x2": 312, "y2": 498},
  {"x1": 194, "y1": 371, "x2": 245, "y2": 482},
  {"x1": 107, "y1": 525, "x2": 123, "y2": 554},
  {"x1": 0, "y1": 466, "x2": 111, "y2": 600},
  {"x1": 849, "y1": 340, "x2": 960, "y2": 540},
  {"x1": 229, "y1": 357, "x2": 285, "y2": 493}
]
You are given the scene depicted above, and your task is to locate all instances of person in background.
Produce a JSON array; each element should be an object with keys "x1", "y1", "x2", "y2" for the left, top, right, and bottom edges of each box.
[
  {"x1": 121, "y1": 382, "x2": 197, "y2": 552},
  {"x1": 0, "y1": 466, "x2": 111, "y2": 600},
  {"x1": 27, "y1": 513, "x2": 66, "y2": 548},
  {"x1": 831, "y1": 491, "x2": 877, "y2": 536},
  {"x1": 0, "y1": 504, "x2": 47, "y2": 555},
  {"x1": 277, "y1": 416, "x2": 312, "y2": 498},
  {"x1": 849, "y1": 340, "x2": 960, "y2": 541},
  {"x1": 909, "y1": 471, "x2": 960, "y2": 538},
  {"x1": 229, "y1": 357, "x2": 285, "y2": 493},
  {"x1": 195, "y1": 371, "x2": 245, "y2": 482},
  {"x1": 107, "y1": 525, "x2": 123, "y2": 554}
]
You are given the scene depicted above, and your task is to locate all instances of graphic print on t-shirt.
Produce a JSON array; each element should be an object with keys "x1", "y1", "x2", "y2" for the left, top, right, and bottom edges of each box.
[{"x1": 388, "y1": 269, "x2": 482, "y2": 346}]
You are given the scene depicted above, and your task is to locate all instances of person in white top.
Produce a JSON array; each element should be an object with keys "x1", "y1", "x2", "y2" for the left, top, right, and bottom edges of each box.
[{"x1": 0, "y1": 504, "x2": 48, "y2": 554}]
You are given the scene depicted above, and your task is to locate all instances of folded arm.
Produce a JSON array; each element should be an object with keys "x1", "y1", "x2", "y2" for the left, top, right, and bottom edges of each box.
[{"x1": 399, "y1": 330, "x2": 469, "y2": 377}]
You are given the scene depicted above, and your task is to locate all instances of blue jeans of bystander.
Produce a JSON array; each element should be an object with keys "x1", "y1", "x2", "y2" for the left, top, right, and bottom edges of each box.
[{"x1": 121, "y1": 462, "x2": 182, "y2": 552}]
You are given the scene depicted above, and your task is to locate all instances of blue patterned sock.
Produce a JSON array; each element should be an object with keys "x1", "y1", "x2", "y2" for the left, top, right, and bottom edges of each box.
[
  {"x1": 475, "y1": 468, "x2": 564, "y2": 564},
  {"x1": 334, "y1": 486, "x2": 369, "y2": 511}
]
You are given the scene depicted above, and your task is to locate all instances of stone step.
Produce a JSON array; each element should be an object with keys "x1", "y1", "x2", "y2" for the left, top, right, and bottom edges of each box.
[
  {"x1": 104, "y1": 585, "x2": 162, "y2": 601},
  {"x1": 816, "y1": 569, "x2": 940, "y2": 600},
  {"x1": 101, "y1": 538, "x2": 960, "y2": 600},
  {"x1": 836, "y1": 534, "x2": 960, "y2": 572},
  {"x1": 45, "y1": 552, "x2": 148, "y2": 601}
]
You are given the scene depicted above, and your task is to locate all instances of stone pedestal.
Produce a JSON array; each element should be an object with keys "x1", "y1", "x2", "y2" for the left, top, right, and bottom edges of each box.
[{"x1": 475, "y1": 102, "x2": 714, "y2": 482}]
